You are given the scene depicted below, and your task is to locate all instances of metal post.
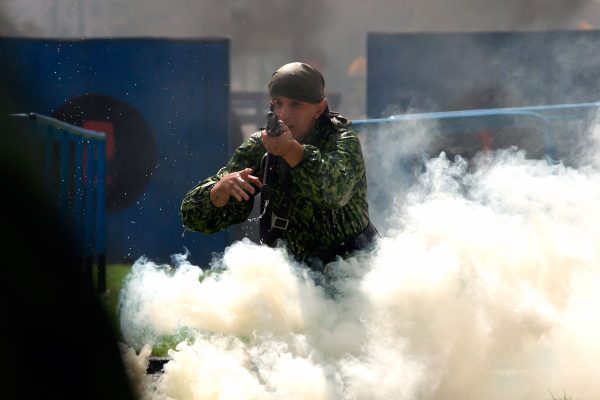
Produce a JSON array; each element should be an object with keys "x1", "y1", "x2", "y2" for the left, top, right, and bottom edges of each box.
[
  {"x1": 44, "y1": 126, "x2": 55, "y2": 195},
  {"x1": 84, "y1": 140, "x2": 96, "y2": 287},
  {"x1": 73, "y1": 137, "x2": 85, "y2": 249},
  {"x1": 58, "y1": 131, "x2": 70, "y2": 225},
  {"x1": 96, "y1": 139, "x2": 107, "y2": 293}
]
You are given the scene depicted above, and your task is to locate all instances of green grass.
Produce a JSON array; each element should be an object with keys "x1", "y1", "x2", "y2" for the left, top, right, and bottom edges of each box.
[
  {"x1": 95, "y1": 263, "x2": 199, "y2": 356},
  {"x1": 96, "y1": 263, "x2": 132, "y2": 338}
]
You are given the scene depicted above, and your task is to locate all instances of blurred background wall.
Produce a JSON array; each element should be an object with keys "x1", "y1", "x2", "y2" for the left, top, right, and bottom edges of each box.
[
  {"x1": 2, "y1": 0, "x2": 600, "y2": 265},
  {"x1": 0, "y1": 37, "x2": 230, "y2": 267},
  {"x1": 3, "y1": 0, "x2": 600, "y2": 119}
]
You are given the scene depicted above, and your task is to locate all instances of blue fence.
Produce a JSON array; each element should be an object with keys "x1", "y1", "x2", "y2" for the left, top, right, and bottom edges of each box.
[
  {"x1": 0, "y1": 37, "x2": 230, "y2": 268},
  {"x1": 352, "y1": 101, "x2": 600, "y2": 231},
  {"x1": 11, "y1": 112, "x2": 107, "y2": 292},
  {"x1": 355, "y1": 101, "x2": 600, "y2": 160}
]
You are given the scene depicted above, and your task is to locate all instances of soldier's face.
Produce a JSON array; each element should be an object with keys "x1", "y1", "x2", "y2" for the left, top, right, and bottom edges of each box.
[{"x1": 271, "y1": 96, "x2": 327, "y2": 142}]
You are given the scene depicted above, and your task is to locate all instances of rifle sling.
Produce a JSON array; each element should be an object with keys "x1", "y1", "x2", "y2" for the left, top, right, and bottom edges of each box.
[{"x1": 259, "y1": 154, "x2": 292, "y2": 247}]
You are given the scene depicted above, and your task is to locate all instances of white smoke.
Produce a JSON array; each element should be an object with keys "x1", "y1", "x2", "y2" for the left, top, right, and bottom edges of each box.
[{"x1": 119, "y1": 126, "x2": 600, "y2": 399}]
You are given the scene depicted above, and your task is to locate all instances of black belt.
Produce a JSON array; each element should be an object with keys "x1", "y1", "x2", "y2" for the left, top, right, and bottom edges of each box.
[{"x1": 315, "y1": 221, "x2": 378, "y2": 265}]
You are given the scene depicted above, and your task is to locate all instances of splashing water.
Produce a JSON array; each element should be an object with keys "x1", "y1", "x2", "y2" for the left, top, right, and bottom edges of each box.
[{"x1": 119, "y1": 148, "x2": 600, "y2": 400}]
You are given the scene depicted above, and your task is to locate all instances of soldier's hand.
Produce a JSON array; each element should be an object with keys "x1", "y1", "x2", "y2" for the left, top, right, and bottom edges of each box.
[
  {"x1": 261, "y1": 123, "x2": 304, "y2": 168},
  {"x1": 210, "y1": 168, "x2": 262, "y2": 207},
  {"x1": 261, "y1": 122, "x2": 294, "y2": 156}
]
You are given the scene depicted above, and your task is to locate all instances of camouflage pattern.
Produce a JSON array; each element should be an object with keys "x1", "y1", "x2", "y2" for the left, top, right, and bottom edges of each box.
[{"x1": 180, "y1": 114, "x2": 370, "y2": 263}]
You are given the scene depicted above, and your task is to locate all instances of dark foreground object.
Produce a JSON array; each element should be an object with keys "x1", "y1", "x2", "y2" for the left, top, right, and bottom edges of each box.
[
  {"x1": 0, "y1": 101, "x2": 136, "y2": 399},
  {"x1": 147, "y1": 357, "x2": 171, "y2": 374}
]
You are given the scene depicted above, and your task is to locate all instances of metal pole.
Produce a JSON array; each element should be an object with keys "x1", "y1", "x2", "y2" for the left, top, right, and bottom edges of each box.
[
  {"x1": 84, "y1": 141, "x2": 96, "y2": 287},
  {"x1": 96, "y1": 140, "x2": 107, "y2": 293},
  {"x1": 73, "y1": 137, "x2": 85, "y2": 248},
  {"x1": 58, "y1": 132, "x2": 70, "y2": 225},
  {"x1": 44, "y1": 126, "x2": 55, "y2": 195},
  {"x1": 10, "y1": 113, "x2": 106, "y2": 140}
]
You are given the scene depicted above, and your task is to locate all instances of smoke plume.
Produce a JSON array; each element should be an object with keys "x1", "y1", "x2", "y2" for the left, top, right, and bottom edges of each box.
[{"x1": 119, "y1": 116, "x2": 600, "y2": 399}]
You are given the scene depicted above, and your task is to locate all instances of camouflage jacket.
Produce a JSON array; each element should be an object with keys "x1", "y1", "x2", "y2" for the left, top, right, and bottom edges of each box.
[{"x1": 180, "y1": 114, "x2": 370, "y2": 262}]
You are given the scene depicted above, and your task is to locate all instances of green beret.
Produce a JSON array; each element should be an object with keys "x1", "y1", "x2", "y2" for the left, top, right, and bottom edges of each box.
[{"x1": 268, "y1": 62, "x2": 325, "y2": 104}]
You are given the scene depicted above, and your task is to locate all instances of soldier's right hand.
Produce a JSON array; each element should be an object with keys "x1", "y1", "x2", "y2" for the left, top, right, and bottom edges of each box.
[{"x1": 209, "y1": 168, "x2": 262, "y2": 207}]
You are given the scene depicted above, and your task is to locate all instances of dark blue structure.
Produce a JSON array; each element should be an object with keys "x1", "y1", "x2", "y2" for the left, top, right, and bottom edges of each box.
[
  {"x1": 352, "y1": 101, "x2": 600, "y2": 233},
  {"x1": 367, "y1": 30, "x2": 600, "y2": 118},
  {"x1": 361, "y1": 30, "x2": 600, "y2": 230},
  {"x1": 0, "y1": 37, "x2": 231, "y2": 267},
  {"x1": 11, "y1": 112, "x2": 108, "y2": 291}
]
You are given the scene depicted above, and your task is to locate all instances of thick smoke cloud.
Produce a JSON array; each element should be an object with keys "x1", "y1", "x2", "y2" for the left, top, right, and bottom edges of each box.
[
  {"x1": 5, "y1": 2, "x2": 600, "y2": 398},
  {"x1": 118, "y1": 118, "x2": 600, "y2": 399}
]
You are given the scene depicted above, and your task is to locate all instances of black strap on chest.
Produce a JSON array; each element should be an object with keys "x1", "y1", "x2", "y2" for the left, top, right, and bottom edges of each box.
[{"x1": 259, "y1": 154, "x2": 293, "y2": 247}]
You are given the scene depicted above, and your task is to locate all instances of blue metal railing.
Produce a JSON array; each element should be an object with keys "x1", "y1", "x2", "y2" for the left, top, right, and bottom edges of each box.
[
  {"x1": 11, "y1": 112, "x2": 107, "y2": 293},
  {"x1": 352, "y1": 101, "x2": 600, "y2": 233},
  {"x1": 353, "y1": 101, "x2": 600, "y2": 161}
]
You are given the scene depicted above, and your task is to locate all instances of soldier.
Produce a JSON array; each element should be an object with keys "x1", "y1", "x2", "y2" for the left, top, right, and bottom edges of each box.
[{"x1": 181, "y1": 62, "x2": 377, "y2": 270}]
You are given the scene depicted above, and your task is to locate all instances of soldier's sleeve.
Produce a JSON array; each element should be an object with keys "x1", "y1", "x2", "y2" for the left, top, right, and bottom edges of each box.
[
  {"x1": 180, "y1": 133, "x2": 263, "y2": 234},
  {"x1": 290, "y1": 127, "x2": 365, "y2": 208}
]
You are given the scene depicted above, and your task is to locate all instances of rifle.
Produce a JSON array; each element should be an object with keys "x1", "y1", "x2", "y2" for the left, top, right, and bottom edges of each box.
[
  {"x1": 260, "y1": 108, "x2": 284, "y2": 245},
  {"x1": 265, "y1": 110, "x2": 283, "y2": 137}
]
